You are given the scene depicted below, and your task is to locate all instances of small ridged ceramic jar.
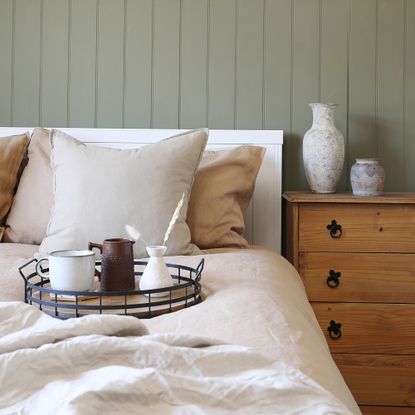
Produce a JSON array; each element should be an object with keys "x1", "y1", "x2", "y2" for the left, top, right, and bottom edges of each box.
[{"x1": 350, "y1": 159, "x2": 385, "y2": 196}]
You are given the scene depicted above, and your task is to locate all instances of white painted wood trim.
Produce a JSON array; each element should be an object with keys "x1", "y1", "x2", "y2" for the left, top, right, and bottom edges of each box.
[{"x1": 1, "y1": 127, "x2": 283, "y2": 252}]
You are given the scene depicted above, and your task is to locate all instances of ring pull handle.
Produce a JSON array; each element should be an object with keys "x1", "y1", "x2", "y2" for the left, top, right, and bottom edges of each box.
[
  {"x1": 326, "y1": 219, "x2": 342, "y2": 238},
  {"x1": 327, "y1": 320, "x2": 342, "y2": 340},
  {"x1": 327, "y1": 269, "x2": 341, "y2": 288}
]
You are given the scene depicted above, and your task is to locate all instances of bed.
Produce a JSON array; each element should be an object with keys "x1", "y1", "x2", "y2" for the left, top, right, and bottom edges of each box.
[{"x1": 0, "y1": 128, "x2": 360, "y2": 414}]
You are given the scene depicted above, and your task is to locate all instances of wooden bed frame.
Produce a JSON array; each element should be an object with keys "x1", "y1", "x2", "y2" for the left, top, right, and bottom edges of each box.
[{"x1": 1, "y1": 128, "x2": 283, "y2": 253}]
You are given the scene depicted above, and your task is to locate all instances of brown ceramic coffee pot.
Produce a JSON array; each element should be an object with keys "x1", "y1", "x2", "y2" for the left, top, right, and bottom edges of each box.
[{"x1": 88, "y1": 238, "x2": 135, "y2": 291}]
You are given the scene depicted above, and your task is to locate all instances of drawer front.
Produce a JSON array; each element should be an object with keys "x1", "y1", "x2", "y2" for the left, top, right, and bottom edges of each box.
[
  {"x1": 334, "y1": 354, "x2": 415, "y2": 406},
  {"x1": 299, "y1": 203, "x2": 415, "y2": 253},
  {"x1": 312, "y1": 303, "x2": 415, "y2": 354},
  {"x1": 360, "y1": 406, "x2": 415, "y2": 415},
  {"x1": 299, "y1": 253, "x2": 415, "y2": 303}
]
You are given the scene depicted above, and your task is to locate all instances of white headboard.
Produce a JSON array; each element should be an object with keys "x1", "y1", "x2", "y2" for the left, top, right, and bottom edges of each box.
[{"x1": 1, "y1": 128, "x2": 283, "y2": 253}]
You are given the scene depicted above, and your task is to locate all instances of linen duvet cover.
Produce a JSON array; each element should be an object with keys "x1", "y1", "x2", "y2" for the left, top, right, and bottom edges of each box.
[{"x1": 0, "y1": 244, "x2": 360, "y2": 414}]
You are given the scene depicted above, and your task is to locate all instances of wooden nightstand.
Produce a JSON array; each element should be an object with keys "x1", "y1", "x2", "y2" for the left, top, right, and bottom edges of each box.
[{"x1": 283, "y1": 191, "x2": 415, "y2": 415}]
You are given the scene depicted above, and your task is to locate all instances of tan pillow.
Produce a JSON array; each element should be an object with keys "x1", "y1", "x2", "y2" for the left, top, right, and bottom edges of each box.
[
  {"x1": 0, "y1": 132, "x2": 30, "y2": 227},
  {"x1": 187, "y1": 146, "x2": 265, "y2": 249},
  {"x1": 39, "y1": 129, "x2": 208, "y2": 258},
  {"x1": 4, "y1": 128, "x2": 52, "y2": 244}
]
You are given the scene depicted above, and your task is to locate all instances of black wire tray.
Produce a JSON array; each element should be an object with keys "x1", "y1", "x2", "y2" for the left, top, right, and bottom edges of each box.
[{"x1": 19, "y1": 258, "x2": 204, "y2": 319}]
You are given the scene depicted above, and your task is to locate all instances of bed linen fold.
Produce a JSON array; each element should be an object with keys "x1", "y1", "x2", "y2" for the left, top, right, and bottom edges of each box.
[{"x1": 0, "y1": 302, "x2": 355, "y2": 415}]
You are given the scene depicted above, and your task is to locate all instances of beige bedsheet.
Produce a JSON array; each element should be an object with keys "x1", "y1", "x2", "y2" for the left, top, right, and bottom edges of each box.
[{"x1": 0, "y1": 243, "x2": 360, "y2": 414}]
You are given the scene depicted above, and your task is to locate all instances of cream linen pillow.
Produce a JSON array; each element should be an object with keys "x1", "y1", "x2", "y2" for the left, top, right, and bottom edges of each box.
[
  {"x1": 39, "y1": 129, "x2": 208, "y2": 258},
  {"x1": 187, "y1": 146, "x2": 265, "y2": 249},
  {"x1": 4, "y1": 128, "x2": 52, "y2": 244},
  {"x1": 0, "y1": 132, "x2": 30, "y2": 229}
]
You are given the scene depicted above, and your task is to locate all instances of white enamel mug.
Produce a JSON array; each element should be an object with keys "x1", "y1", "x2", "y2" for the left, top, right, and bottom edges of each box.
[{"x1": 35, "y1": 250, "x2": 96, "y2": 291}]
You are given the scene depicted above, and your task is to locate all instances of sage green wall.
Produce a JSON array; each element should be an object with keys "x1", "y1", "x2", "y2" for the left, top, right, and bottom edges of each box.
[{"x1": 0, "y1": 0, "x2": 414, "y2": 191}]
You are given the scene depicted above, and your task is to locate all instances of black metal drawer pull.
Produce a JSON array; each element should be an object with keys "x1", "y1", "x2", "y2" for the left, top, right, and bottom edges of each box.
[
  {"x1": 326, "y1": 219, "x2": 342, "y2": 238},
  {"x1": 327, "y1": 320, "x2": 342, "y2": 340},
  {"x1": 326, "y1": 269, "x2": 341, "y2": 288}
]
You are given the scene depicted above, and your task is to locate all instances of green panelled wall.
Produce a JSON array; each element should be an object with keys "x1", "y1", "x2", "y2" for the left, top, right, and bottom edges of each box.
[{"x1": 0, "y1": 0, "x2": 414, "y2": 191}]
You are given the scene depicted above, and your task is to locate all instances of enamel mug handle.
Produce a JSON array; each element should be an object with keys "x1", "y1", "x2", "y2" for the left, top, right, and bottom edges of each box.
[{"x1": 35, "y1": 258, "x2": 49, "y2": 278}]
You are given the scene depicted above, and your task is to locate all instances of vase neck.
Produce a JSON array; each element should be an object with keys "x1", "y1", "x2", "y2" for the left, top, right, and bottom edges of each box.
[{"x1": 310, "y1": 103, "x2": 337, "y2": 128}]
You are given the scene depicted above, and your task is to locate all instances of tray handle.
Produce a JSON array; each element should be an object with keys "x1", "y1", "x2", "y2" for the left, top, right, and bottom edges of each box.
[
  {"x1": 18, "y1": 258, "x2": 37, "y2": 283},
  {"x1": 195, "y1": 258, "x2": 204, "y2": 279}
]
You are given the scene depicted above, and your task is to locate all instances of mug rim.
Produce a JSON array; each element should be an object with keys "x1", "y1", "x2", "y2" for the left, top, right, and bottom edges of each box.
[{"x1": 49, "y1": 249, "x2": 95, "y2": 258}]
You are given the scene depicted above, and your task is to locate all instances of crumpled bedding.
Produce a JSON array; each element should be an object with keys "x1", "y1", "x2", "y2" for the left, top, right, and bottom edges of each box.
[
  {"x1": 0, "y1": 244, "x2": 360, "y2": 414},
  {"x1": 0, "y1": 301, "x2": 355, "y2": 415}
]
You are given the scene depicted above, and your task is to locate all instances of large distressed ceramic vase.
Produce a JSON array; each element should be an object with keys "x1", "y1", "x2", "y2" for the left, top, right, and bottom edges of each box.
[{"x1": 303, "y1": 103, "x2": 345, "y2": 193}]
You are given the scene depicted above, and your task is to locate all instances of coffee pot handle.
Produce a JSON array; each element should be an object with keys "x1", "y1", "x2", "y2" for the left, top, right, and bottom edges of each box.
[{"x1": 88, "y1": 242, "x2": 103, "y2": 280}]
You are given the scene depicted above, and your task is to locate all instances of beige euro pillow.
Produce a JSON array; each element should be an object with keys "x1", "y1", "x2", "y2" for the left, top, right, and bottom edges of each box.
[
  {"x1": 0, "y1": 132, "x2": 30, "y2": 230},
  {"x1": 39, "y1": 129, "x2": 208, "y2": 258},
  {"x1": 4, "y1": 128, "x2": 52, "y2": 244},
  {"x1": 187, "y1": 146, "x2": 265, "y2": 249}
]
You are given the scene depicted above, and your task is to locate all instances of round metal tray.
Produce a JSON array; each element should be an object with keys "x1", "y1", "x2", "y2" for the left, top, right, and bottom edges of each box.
[{"x1": 19, "y1": 258, "x2": 204, "y2": 319}]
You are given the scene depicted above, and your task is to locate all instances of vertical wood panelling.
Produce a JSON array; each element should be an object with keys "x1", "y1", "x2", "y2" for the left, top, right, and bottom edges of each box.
[
  {"x1": 264, "y1": 0, "x2": 291, "y2": 131},
  {"x1": 377, "y1": 0, "x2": 405, "y2": 191},
  {"x1": 208, "y1": 0, "x2": 236, "y2": 128},
  {"x1": 406, "y1": 0, "x2": 415, "y2": 191},
  {"x1": 180, "y1": 0, "x2": 208, "y2": 128},
  {"x1": 348, "y1": 0, "x2": 377, "y2": 168},
  {"x1": 69, "y1": 0, "x2": 97, "y2": 127},
  {"x1": 0, "y1": 0, "x2": 13, "y2": 126},
  {"x1": 12, "y1": 0, "x2": 41, "y2": 126},
  {"x1": 290, "y1": 0, "x2": 320, "y2": 190},
  {"x1": 124, "y1": 0, "x2": 152, "y2": 128},
  {"x1": 236, "y1": 0, "x2": 263, "y2": 129},
  {"x1": 152, "y1": 0, "x2": 180, "y2": 128},
  {"x1": 96, "y1": 0, "x2": 124, "y2": 127},
  {"x1": 1, "y1": 0, "x2": 414, "y2": 192},
  {"x1": 41, "y1": 0, "x2": 69, "y2": 127},
  {"x1": 320, "y1": 0, "x2": 348, "y2": 190}
]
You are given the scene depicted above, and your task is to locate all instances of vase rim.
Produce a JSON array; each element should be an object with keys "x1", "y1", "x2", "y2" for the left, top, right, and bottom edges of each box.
[
  {"x1": 355, "y1": 158, "x2": 379, "y2": 163},
  {"x1": 309, "y1": 102, "x2": 338, "y2": 108}
]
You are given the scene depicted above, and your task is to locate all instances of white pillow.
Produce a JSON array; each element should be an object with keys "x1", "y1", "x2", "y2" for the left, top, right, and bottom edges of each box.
[{"x1": 39, "y1": 129, "x2": 208, "y2": 258}]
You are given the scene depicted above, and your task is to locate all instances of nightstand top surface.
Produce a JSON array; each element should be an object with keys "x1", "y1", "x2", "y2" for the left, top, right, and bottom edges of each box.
[{"x1": 283, "y1": 191, "x2": 415, "y2": 204}]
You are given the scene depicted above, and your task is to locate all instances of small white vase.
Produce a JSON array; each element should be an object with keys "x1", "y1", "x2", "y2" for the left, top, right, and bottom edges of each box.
[
  {"x1": 140, "y1": 245, "x2": 172, "y2": 297},
  {"x1": 350, "y1": 159, "x2": 385, "y2": 196},
  {"x1": 303, "y1": 103, "x2": 345, "y2": 193}
]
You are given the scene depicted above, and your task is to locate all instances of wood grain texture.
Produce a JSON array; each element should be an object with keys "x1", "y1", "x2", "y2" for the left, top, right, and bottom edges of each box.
[
  {"x1": 360, "y1": 406, "x2": 415, "y2": 415},
  {"x1": 284, "y1": 200, "x2": 299, "y2": 268},
  {"x1": 334, "y1": 354, "x2": 415, "y2": 406},
  {"x1": 299, "y1": 203, "x2": 415, "y2": 253},
  {"x1": 312, "y1": 302, "x2": 415, "y2": 354},
  {"x1": 299, "y1": 252, "x2": 415, "y2": 303},
  {"x1": 283, "y1": 191, "x2": 415, "y2": 204}
]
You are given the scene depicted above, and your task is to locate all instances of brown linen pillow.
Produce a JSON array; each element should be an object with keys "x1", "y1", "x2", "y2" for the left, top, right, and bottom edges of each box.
[
  {"x1": 4, "y1": 128, "x2": 52, "y2": 244},
  {"x1": 0, "y1": 132, "x2": 30, "y2": 229},
  {"x1": 187, "y1": 145, "x2": 265, "y2": 249}
]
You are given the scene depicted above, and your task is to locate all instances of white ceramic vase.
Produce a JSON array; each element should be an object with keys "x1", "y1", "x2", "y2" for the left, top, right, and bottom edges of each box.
[
  {"x1": 139, "y1": 245, "x2": 172, "y2": 297},
  {"x1": 303, "y1": 103, "x2": 345, "y2": 193},
  {"x1": 350, "y1": 159, "x2": 385, "y2": 196}
]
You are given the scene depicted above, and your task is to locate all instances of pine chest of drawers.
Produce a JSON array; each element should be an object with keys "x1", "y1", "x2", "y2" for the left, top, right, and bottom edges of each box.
[{"x1": 283, "y1": 191, "x2": 415, "y2": 415}]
